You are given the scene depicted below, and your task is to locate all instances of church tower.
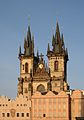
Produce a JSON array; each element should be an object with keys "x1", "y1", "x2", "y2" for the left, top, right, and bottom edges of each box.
[
  {"x1": 47, "y1": 22, "x2": 69, "y2": 92},
  {"x1": 18, "y1": 26, "x2": 37, "y2": 98}
]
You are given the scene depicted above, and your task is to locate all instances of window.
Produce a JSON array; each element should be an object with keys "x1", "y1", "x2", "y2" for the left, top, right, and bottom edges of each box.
[
  {"x1": 54, "y1": 61, "x2": 58, "y2": 71},
  {"x1": 23, "y1": 65, "x2": 24, "y2": 70},
  {"x1": 25, "y1": 63, "x2": 28, "y2": 73},
  {"x1": 2, "y1": 113, "x2": 5, "y2": 117},
  {"x1": 7, "y1": 113, "x2": 10, "y2": 117},
  {"x1": 21, "y1": 113, "x2": 24, "y2": 117},
  {"x1": 26, "y1": 113, "x2": 29, "y2": 117},
  {"x1": 37, "y1": 84, "x2": 45, "y2": 93},
  {"x1": 43, "y1": 114, "x2": 46, "y2": 117},
  {"x1": 24, "y1": 104, "x2": 27, "y2": 106},
  {"x1": 17, "y1": 104, "x2": 19, "y2": 106},
  {"x1": 17, "y1": 113, "x2": 19, "y2": 117}
]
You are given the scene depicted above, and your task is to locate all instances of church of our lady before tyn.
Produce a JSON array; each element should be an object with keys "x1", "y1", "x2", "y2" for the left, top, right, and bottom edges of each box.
[{"x1": 0, "y1": 21, "x2": 84, "y2": 120}]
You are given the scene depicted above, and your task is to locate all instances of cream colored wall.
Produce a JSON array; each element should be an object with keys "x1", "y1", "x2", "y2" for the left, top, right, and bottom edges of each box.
[
  {"x1": 23, "y1": 81, "x2": 28, "y2": 96},
  {"x1": 51, "y1": 80, "x2": 63, "y2": 92},
  {"x1": 33, "y1": 81, "x2": 48, "y2": 93},
  {"x1": 71, "y1": 90, "x2": 84, "y2": 120},
  {"x1": 0, "y1": 90, "x2": 84, "y2": 120},
  {"x1": 0, "y1": 95, "x2": 31, "y2": 120},
  {"x1": 20, "y1": 57, "x2": 33, "y2": 78},
  {"x1": 31, "y1": 91, "x2": 70, "y2": 120},
  {"x1": 48, "y1": 56, "x2": 64, "y2": 78}
]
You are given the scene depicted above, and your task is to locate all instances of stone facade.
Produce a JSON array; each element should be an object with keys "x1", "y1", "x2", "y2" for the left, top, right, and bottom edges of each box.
[{"x1": 0, "y1": 22, "x2": 84, "y2": 120}]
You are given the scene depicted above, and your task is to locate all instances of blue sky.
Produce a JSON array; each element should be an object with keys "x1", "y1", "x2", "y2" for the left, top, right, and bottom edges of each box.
[{"x1": 0, "y1": 0, "x2": 84, "y2": 98}]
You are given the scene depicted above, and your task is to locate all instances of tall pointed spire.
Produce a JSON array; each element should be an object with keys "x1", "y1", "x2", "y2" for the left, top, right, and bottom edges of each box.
[
  {"x1": 47, "y1": 43, "x2": 50, "y2": 54},
  {"x1": 61, "y1": 33, "x2": 65, "y2": 51},
  {"x1": 24, "y1": 37, "x2": 27, "y2": 54},
  {"x1": 27, "y1": 26, "x2": 31, "y2": 42},
  {"x1": 19, "y1": 45, "x2": 21, "y2": 57},
  {"x1": 37, "y1": 49, "x2": 39, "y2": 58},
  {"x1": 61, "y1": 33, "x2": 64, "y2": 46},
  {"x1": 32, "y1": 35, "x2": 34, "y2": 55},
  {"x1": 52, "y1": 34, "x2": 55, "y2": 46},
  {"x1": 55, "y1": 21, "x2": 60, "y2": 44}
]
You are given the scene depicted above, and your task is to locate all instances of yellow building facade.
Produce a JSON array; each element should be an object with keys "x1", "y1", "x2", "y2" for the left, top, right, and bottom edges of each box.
[{"x1": 0, "y1": 22, "x2": 84, "y2": 120}]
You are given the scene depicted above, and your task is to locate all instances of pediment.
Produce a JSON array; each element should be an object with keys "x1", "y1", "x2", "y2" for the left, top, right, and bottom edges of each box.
[
  {"x1": 46, "y1": 91, "x2": 55, "y2": 96},
  {"x1": 58, "y1": 91, "x2": 68, "y2": 96},
  {"x1": 71, "y1": 90, "x2": 83, "y2": 98}
]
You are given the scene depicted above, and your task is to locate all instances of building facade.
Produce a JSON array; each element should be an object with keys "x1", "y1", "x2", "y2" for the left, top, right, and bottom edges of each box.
[{"x1": 0, "y1": 22, "x2": 84, "y2": 120}]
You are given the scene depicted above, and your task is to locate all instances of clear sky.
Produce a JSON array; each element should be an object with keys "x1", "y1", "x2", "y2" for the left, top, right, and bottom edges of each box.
[{"x1": 0, "y1": 0, "x2": 84, "y2": 98}]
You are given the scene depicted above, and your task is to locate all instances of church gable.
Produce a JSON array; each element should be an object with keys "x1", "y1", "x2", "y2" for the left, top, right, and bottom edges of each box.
[
  {"x1": 46, "y1": 91, "x2": 55, "y2": 96},
  {"x1": 71, "y1": 90, "x2": 84, "y2": 98},
  {"x1": 33, "y1": 66, "x2": 50, "y2": 80},
  {"x1": 57, "y1": 90, "x2": 68, "y2": 97}
]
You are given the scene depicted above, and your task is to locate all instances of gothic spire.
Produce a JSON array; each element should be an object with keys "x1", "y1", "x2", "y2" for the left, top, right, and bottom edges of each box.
[
  {"x1": 37, "y1": 49, "x2": 39, "y2": 58},
  {"x1": 52, "y1": 34, "x2": 55, "y2": 46},
  {"x1": 47, "y1": 43, "x2": 50, "y2": 53},
  {"x1": 24, "y1": 37, "x2": 27, "y2": 54},
  {"x1": 19, "y1": 45, "x2": 21, "y2": 57},
  {"x1": 61, "y1": 33, "x2": 65, "y2": 50},
  {"x1": 65, "y1": 48, "x2": 68, "y2": 56},
  {"x1": 55, "y1": 21, "x2": 60, "y2": 44},
  {"x1": 27, "y1": 26, "x2": 31, "y2": 42},
  {"x1": 31, "y1": 35, "x2": 34, "y2": 55},
  {"x1": 61, "y1": 33, "x2": 64, "y2": 46}
]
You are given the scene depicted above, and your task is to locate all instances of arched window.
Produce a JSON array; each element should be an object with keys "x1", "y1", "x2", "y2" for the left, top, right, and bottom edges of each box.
[
  {"x1": 37, "y1": 84, "x2": 45, "y2": 93},
  {"x1": 54, "y1": 61, "x2": 58, "y2": 71},
  {"x1": 25, "y1": 63, "x2": 28, "y2": 73}
]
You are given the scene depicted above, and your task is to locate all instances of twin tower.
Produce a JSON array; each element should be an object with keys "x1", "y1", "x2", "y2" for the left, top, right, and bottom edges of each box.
[{"x1": 18, "y1": 22, "x2": 69, "y2": 98}]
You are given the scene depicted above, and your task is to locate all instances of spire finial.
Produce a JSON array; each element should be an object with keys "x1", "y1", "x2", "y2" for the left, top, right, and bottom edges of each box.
[
  {"x1": 28, "y1": 15, "x2": 30, "y2": 26},
  {"x1": 55, "y1": 20, "x2": 60, "y2": 44}
]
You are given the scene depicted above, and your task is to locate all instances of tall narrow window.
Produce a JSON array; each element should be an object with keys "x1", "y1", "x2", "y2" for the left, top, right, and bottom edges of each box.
[
  {"x1": 25, "y1": 63, "x2": 28, "y2": 73},
  {"x1": 2, "y1": 113, "x2": 5, "y2": 117},
  {"x1": 23, "y1": 65, "x2": 24, "y2": 70},
  {"x1": 17, "y1": 113, "x2": 19, "y2": 117},
  {"x1": 26, "y1": 113, "x2": 29, "y2": 117},
  {"x1": 43, "y1": 114, "x2": 46, "y2": 117},
  {"x1": 54, "y1": 61, "x2": 58, "y2": 71},
  {"x1": 7, "y1": 113, "x2": 10, "y2": 117},
  {"x1": 21, "y1": 113, "x2": 24, "y2": 117}
]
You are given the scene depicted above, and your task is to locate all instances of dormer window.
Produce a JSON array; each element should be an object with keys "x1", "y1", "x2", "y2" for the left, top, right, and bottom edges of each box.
[
  {"x1": 25, "y1": 63, "x2": 28, "y2": 73},
  {"x1": 54, "y1": 61, "x2": 58, "y2": 71}
]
